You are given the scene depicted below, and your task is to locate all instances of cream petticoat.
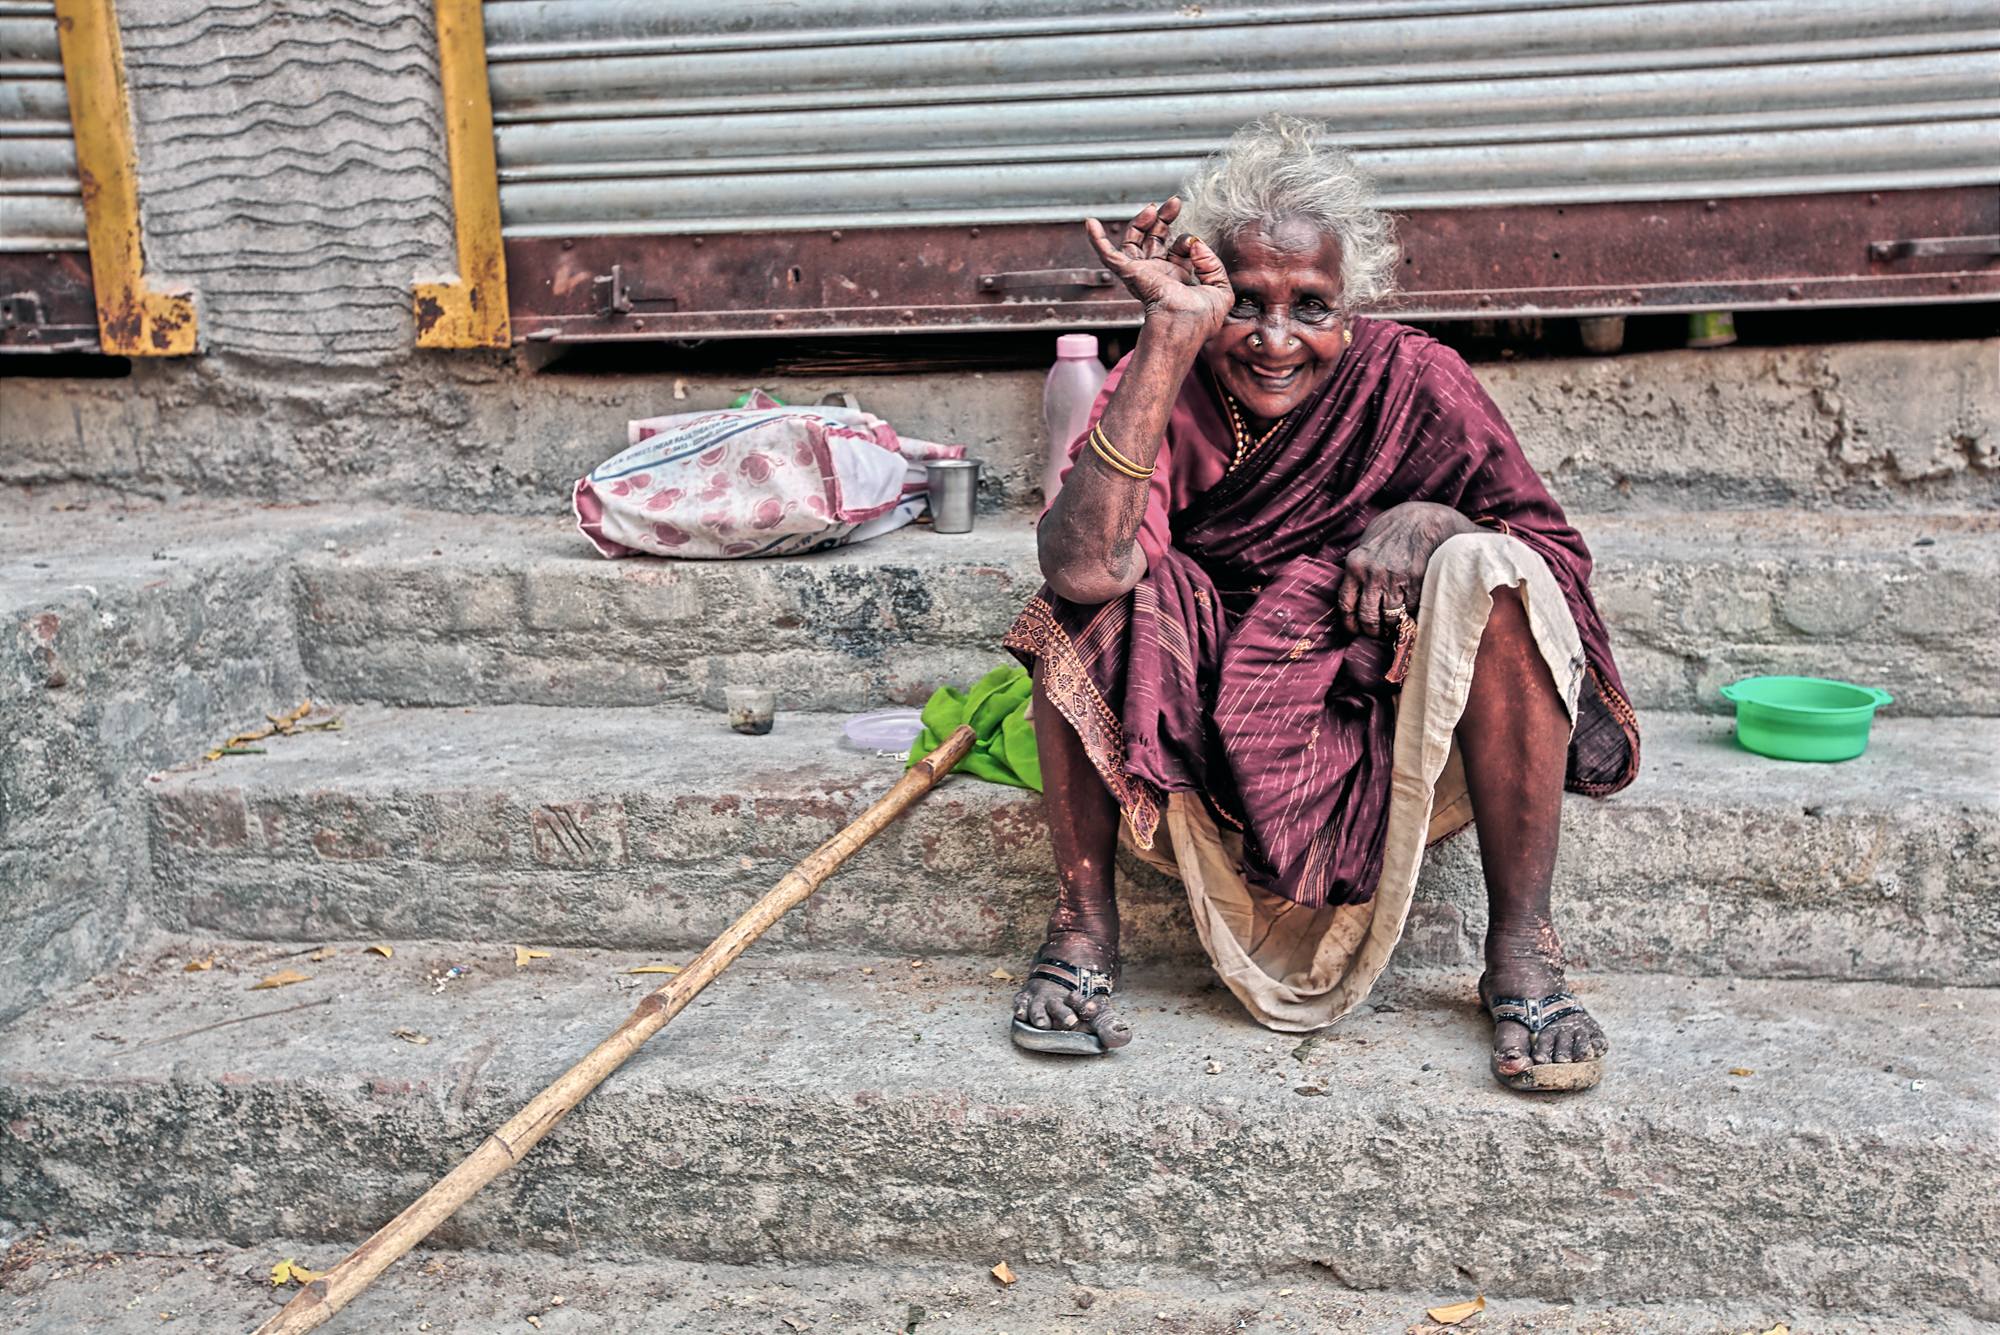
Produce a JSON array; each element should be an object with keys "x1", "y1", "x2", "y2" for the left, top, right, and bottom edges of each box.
[{"x1": 1120, "y1": 531, "x2": 1587, "y2": 1032}]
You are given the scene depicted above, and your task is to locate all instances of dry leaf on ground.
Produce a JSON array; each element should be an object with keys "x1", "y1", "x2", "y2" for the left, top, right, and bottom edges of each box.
[
  {"x1": 1730, "y1": 1068, "x2": 1755, "y2": 1076},
  {"x1": 270, "y1": 1258, "x2": 323, "y2": 1286},
  {"x1": 1757, "y1": 1326, "x2": 1791, "y2": 1335},
  {"x1": 250, "y1": 969, "x2": 310, "y2": 990},
  {"x1": 392, "y1": 1028, "x2": 430, "y2": 1045},
  {"x1": 990, "y1": 1262, "x2": 1016, "y2": 1285},
  {"x1": 309, "y1": 947, "x2": 338, "y2": 962},
  {"x1": 783, "y1": 1318, "x2": 810, "y2": 1332},
  {"x1": 989, "y1": 968, "x2": 1014, "y2": 982},
  {"x1": 1426, "y1": 1295, "x2": 1484, "y2": 1324},
  {"x1": 365, "y1": 944, "x2": 394, "y2": 958},
  {"x1": 624, "y1": 965, "x2": 681, "y2": 975},
  {"x1": 515, "y1": 947, "x2": 551, "y2": 968},
  {"x1": 182, "y1": 958, "x2": 213, "y2": 972}
]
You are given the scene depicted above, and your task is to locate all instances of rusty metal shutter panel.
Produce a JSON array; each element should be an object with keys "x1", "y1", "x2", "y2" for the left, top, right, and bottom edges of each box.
[
  {"x1": 493, "y1": 56, "x2": 1999, "y2": 169},
  {"x1": 0, "y1": 2, "x2": 86, "y2": 250},
  {"x1": 483, "y1": 0, "x2": 2000, "y2": 239}
]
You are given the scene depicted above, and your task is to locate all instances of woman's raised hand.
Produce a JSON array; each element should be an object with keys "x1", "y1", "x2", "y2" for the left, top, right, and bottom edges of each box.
[{"x1": 1085, "y1": 197, "x2": 1231, "y2": 337}]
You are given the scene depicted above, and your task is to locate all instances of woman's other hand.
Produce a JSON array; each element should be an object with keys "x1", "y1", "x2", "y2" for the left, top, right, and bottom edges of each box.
[
  {"x1": 1085, "y1": 197, "x2": 1232, "y2": 338},
  {"x1": 1336, "y1": 501, "x2": 1481, "y2": 637}
]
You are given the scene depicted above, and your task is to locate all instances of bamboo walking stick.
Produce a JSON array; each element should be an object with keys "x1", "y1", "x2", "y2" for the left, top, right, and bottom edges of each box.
[{"x1": 253, "y1": 724, "x2": 976, "y2": 1335}]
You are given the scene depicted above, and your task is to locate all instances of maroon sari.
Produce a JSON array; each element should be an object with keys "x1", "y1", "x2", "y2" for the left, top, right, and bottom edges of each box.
[{"x1": 1004, "y1": 318, "x2": 1640, "y2": 909}]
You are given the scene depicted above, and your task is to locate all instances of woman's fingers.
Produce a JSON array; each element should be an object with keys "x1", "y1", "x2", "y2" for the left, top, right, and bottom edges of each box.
[
  {"x1": 1357, "y1": 578, "x2": 1387, "y2": 637},
  {"x1": 1339, "y1": 562, "x2": 1416, "y2": 638},
  {"x1": 1181, "y1": 237, "x2": 1232, "y2": 290},
  {"x1": 1122, "y1": 198, "x2": 1184, "y2": 259},
  {"x1": 1122, "y1": 202, "x2": 1165, "y2": 254},
  {"x1": 1336, "y1": 566, "x2": 1367, "y2": 637},
  {"x1": 1361, "y1": 580, "x2": 1416, "y2": 638},
  {"x1": 1342, "y1": 555, "x2": 1389, "y2": 636},
  {"x1": 1083, "y1": 217, "x2": 1127, "y2": 266}
]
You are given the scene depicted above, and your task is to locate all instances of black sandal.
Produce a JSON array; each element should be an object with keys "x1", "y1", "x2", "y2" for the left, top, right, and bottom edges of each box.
[
  {"x1": 1486, "y1": 989, "x2": 1604, "y2": 1091},
  {"x1": 1010, "y1": 947, "x2": 1124, "y2": 1056}
]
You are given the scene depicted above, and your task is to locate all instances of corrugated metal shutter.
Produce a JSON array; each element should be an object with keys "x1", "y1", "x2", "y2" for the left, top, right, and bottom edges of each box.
[
  {"x1": 483, "y1": 0, "x2": 1999, "y2": 240},
  {"x1": 0, "y1": 0, "x2": 85, "y2": 250}
]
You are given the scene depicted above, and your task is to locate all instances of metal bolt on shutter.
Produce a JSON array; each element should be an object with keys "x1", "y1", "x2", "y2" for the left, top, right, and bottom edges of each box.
[{"x1": 485, "y1": 0, "x2": 2000, "y2": 340}]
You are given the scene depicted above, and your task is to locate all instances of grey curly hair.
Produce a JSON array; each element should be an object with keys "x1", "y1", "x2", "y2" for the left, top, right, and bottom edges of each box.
[{"x1": 1175, "y1": 113, "x2": 1399, "y2": 311}]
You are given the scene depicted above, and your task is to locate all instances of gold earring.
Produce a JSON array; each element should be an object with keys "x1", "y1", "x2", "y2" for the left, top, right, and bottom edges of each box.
[{"x1": 1343, "y1": 328, "x2": 1352, "y2": 345}]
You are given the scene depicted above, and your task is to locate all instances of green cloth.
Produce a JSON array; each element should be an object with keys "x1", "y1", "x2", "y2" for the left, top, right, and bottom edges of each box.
[{"x1": 905, "y1": 665, "x2": 1041, "y2": 791}]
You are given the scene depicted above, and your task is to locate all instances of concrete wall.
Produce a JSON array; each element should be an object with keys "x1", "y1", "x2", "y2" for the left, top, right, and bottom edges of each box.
[
  {"x1": 3, "y1": 339, "x2": 1995, "y2": 516},
  {"x1": 1, "y1": 541, "x2": 315, "y2": 1028},
  {"x1": 121, "y1": 0, "x2": 453, "y2": 363},
  {"x1": 1483, "y1": 340, "x2": 1996, "y2": 511}
]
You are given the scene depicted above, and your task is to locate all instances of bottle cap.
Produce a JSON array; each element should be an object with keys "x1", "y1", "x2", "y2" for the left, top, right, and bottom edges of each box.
[{"x1": 1055, "y1": 333, "x2": 1099, "y2": 359}]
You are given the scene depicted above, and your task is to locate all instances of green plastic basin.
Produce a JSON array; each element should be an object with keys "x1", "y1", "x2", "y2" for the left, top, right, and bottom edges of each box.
[{"x1": 1719, "y1": 676, "x2": 1893, "y2": 762}]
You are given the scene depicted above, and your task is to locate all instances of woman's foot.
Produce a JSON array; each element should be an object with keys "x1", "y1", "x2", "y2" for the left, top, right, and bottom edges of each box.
[
  {"x1": 1480, "y1": 918, "x2": 1608, "y2": 1089},
  {"x1": 1011, "y1": 932, "x2": 1133, "y2": 1052}
]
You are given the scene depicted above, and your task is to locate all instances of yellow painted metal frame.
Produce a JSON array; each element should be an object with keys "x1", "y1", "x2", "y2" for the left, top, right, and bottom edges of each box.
[
  {"x1": 54, "y1": 0, "x2": 197, "y2": 355},
  {"x1": 416, "y1": 0, "x2": 509, "y2": 348}
]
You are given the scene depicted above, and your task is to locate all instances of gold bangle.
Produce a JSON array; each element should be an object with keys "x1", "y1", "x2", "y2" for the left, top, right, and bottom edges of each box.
[
  {"x1": 1088, "y1": 421, "x2": 1155, "y2": 480},
  {"x1": 1089, "y1": 429, "x2": 1152, "y2": 480}
]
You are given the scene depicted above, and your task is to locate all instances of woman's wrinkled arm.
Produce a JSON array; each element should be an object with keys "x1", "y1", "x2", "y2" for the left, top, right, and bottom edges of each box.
[
  {"x1": 1037, "y1": 198, "x2": 1231, "y2": 605},
  {"x1": 1037, "y1": 318, "x2": 1208, "y2": 603}
]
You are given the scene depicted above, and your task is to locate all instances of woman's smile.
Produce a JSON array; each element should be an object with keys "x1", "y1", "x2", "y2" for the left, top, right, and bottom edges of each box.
[{"x1": 1241, "y1": 358, "x2": 1306, "y2": 390}]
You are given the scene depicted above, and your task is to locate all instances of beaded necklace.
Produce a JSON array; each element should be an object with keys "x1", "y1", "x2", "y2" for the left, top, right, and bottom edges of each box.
[{"x1": 1223, "y1": 395, "x2": 1287, "y2": 470}]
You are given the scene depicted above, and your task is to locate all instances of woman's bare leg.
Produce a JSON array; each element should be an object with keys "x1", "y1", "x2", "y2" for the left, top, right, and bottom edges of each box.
[
  {"x1": 1457, "y1": 585, "x2": 1608, "y2": 1074},
  {"x1": 1013, "y1": 663, "x2": 1132, "y2": 1046}
]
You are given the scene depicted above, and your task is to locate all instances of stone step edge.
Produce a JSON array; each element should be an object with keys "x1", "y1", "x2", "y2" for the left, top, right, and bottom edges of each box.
[
  {"x1": 2, "y1": 940, "x2": 1991, "y2": 1315},
  {"x1": 0, "y1": 1241, "x2": 1955, "y2": 1335},
  {"x1": 133, "y1": 705, "x2": 2000, "y2": 986}
]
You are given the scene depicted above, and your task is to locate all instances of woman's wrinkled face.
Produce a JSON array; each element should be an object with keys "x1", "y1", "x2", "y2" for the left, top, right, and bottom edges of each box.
[{"x1": 1199, "y1": 217, "x2": 1347, "y2": 426}]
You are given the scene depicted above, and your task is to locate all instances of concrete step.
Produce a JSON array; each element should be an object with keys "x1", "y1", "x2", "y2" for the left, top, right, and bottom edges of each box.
[
  {"x1": 7, "y1": 1239, "x2": 1964, "y2": 1335},
  {"x1": 291, "y1": 509, "x2": 1999, "y2": 717},
  {"x1": 9, "y1": 498, "x2": 1994, "y2": 717},
  {"x1": 1, "y1": 940, "x2": 1992, "y2": 1320},
  {"x1": 5, "y1": 499, "x2": 1993, "y2": 1029},
  {"x1": 142, "y1": 705, "x2": 2000, "y2": 986}
]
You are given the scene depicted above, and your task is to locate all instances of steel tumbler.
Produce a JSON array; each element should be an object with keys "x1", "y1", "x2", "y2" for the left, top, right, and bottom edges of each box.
[{"x1": 925, "y1": 459, "x2": 981, "y2": 534}]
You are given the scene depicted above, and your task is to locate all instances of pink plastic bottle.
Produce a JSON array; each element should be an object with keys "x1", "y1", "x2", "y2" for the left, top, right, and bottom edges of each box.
[{"x1": 1042, "y1": 333, "x2": 1109, "y2": 508}]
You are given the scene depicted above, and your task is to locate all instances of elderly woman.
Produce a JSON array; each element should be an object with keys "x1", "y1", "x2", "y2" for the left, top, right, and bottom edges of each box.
[{"x1": 1002, "y1": 116, "x2": 1639, "y2": 1091}]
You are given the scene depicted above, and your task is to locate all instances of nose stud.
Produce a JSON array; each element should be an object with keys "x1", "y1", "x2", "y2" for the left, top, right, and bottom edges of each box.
[
  {"x1": 1285, "y1": 335, "x2": 1298, "y2": 349},
  {"x1": 1248, "y1": 332, "x2": 1264, "y2": 349}
]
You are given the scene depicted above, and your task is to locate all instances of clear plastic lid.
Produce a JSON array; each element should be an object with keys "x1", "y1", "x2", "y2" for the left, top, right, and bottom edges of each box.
[
  {"x1": 1055, "y1": 333, "x2": 1099, "y2": 359},
  {"x1": 842, "y1": 709, "x2": 927, "y2": 751}
]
